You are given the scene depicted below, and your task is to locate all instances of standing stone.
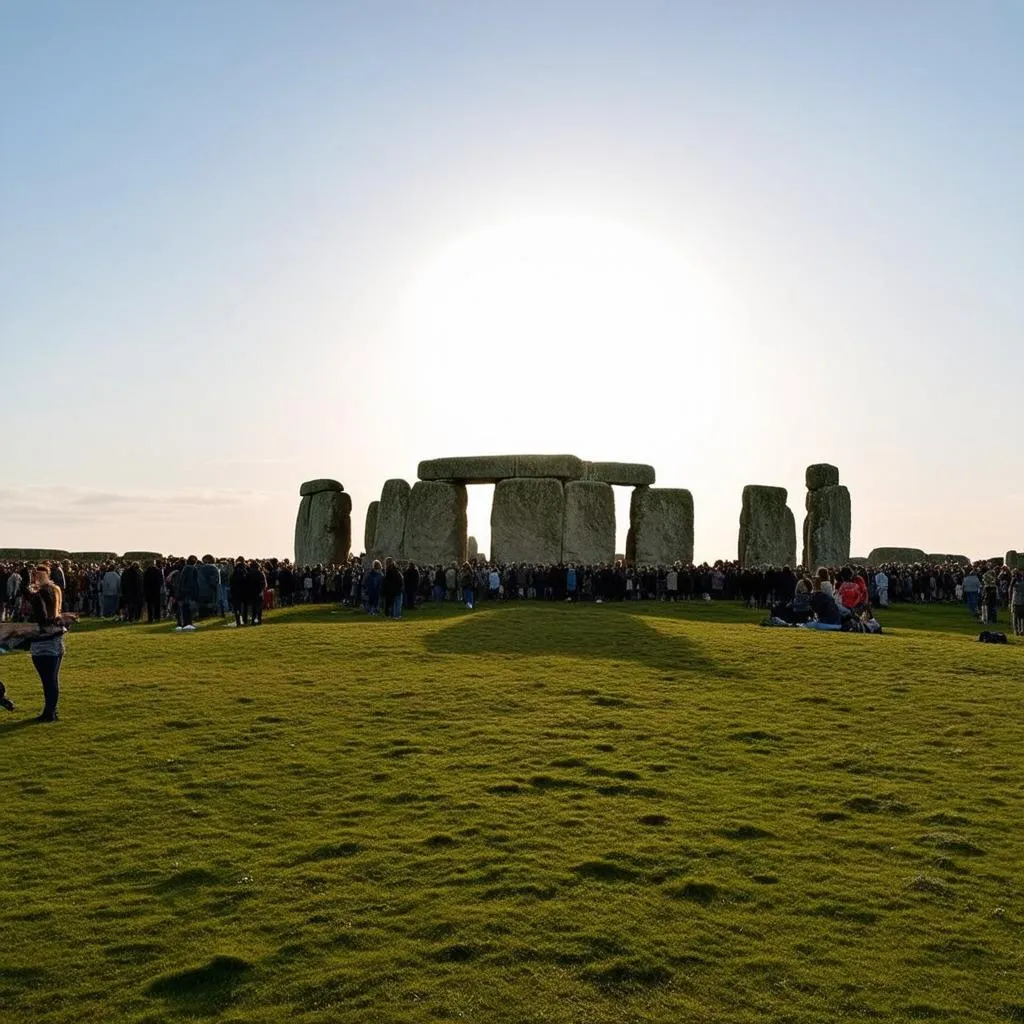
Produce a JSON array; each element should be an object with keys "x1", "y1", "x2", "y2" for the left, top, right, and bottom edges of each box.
[
  {"x1": 562, "y1": 481, "x2": 615, "y2": 565},
  {"x1": 783, "y1": 507, "x2": 797, "y2": 567},
  {"x1": 468, "y1": 536, "x2": 479, "y2": 561},
  {"x1": 626, "y1": 527, "x2": 636, "y2": 564},
  {"x1": 806, "y1": 485, "x2": 851, "y2": 568},
  {"x1": 801, "y1": 515, "x2": 809, "y2": 568},
  {"x1": 630, "y1": 487, "x2": 694, "y2": 565},
  {"x1": 403, "y1": 481, "x2": 468, "y2": 565},
  {"x1": 1005, "y1": 550, "x2": 1019, "y2": 569},
  {"x1": 806, "y1": 464, "x2": 840, "y2": 491},
  {"x1": 373, "y1": 479, "x2": 411, "y2": 560},
  {"x1": 295, "y1": 487, "x2": 352, "y2": 566},
  {"x1": 491, "y1": 478, "x2": 564, "y2": 564},
  {"x1": 738, "y1": 485, "x2": 794, "y2": 567},
  {"x1": 364, "y1": 501, "x2": 379, "y2": 554}
]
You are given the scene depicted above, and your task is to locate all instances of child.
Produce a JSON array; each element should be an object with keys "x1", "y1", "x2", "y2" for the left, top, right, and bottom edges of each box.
[{"x1": 859, "y1": 609, "x2": 882, "y2": 634}]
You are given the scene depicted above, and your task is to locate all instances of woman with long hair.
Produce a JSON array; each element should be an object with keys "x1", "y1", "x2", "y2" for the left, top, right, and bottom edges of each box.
[
  {"x1": 0, "y1": 564, "x2": 75, "y2": 720},
  {"x1": 26, "y1": 565, "x2": 68, "y2": 721}
]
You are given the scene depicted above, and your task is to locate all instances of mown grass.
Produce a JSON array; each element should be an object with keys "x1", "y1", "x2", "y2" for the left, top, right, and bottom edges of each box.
[{"x1": 0, "y1": 600, "x2": 1021, "y2": 1024}]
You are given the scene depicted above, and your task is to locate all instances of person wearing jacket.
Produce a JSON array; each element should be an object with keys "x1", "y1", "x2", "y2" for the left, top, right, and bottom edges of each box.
[
  {"x1": 365, "y1": 560, "x2": 383, "y2": 614},
  {"x1": 100, "y1": 564, "x2": 121, "y2": 618},
  {"x1": 229, "y1": 557, "x2": 249, "y2": 626},
  {"x1": 246, "y1": 560, "x2": 267, "y2": 625},
  {"x1": 175, "y1": 556, "x2": 201, "y2": 630},
  {"x1": 403, "y1": 562, "x2": 420, "y2": 612},
  {"x1": 143, "y1": 561, "x2": 164, "y2": 622},
  {"x1": 382, "y1": 557, "x2": 404, "y2": 619},
  {"x1": 120, "y1": 561, "x2": 144, "y2": 623}
]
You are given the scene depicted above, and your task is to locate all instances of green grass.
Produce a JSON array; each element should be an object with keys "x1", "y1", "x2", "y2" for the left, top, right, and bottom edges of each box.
[{"x1": 1, "y1": 600, "x2": 1022, "y2": 1024}]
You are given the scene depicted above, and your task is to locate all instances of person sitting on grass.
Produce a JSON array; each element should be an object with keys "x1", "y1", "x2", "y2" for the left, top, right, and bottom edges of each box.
[
  {"x1": 771, "y1": 578, "x2": 812, "y2": 624},
  {"x1": 801, "y1": 577, "x2": 843, "y2": 631}
]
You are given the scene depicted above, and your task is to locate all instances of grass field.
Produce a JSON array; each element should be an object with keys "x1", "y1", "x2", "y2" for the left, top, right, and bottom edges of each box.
[{"x1": 1, "y1": 600, "x2": 1022, "y2": 1024}]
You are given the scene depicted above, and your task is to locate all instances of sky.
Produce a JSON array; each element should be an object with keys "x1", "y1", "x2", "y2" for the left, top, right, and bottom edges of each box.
[{"x1": 2, "y1": 1, "x2": 1022, "y2": 561}]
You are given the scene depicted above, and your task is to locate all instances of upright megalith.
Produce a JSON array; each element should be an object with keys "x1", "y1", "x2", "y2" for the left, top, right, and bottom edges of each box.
[
  {"x1": 467, "y1": 536, "x2": 479, "y2": 561},
  {"x1": 295, "y1": 480, "x2": 351, "y2": 567},
  {"x1": 364, "y1": 501, "x2": 379, "y2": 554},
  {"x1": 373, "y1": 479, "x2": 411, "y2": 560},
  {"x1": 562, "y1": 481, "x2": 615, "y2": 565},
  {"x1": 491, "y1": 478, "x2": 564, "y2": 564},
  {"x1": 805, "y1": 479, "x2": 851, "y2": 570},
  {"x1": 403, "y1": 481, "x2": 468, "y2": 565},
  {"x1": 738, "y1": 485, "x2": 795, "y2": 567},
  {"x1": 1006, "y1": 550, "x2": 1020, "y2": 569},
  {"x1": 630, "y1": 487, "x2": 694, "y2": 565},
  {"x1": 805, "y1": 464, "x2": 840, "y2": 491}
]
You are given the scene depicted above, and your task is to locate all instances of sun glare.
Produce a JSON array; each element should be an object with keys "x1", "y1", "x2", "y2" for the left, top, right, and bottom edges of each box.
[{"x1": 400, "y1": 214, "x2": 726, "y2": 389}]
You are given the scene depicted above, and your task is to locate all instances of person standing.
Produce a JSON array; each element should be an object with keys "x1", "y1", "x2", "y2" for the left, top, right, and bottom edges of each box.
[
  {"x1": 247, "y1": 560, "x2": 267, "y2": 625},
  {"x1": 874, "y1": 568, "x2": 889, "y2": 608},
  {"x1": 27, "y1": 565, "x2": 67, "y2": 722},
  {"x1": 382, "y1": 557, "x2": 404, "y2": 619},
  {"x1": 143, "y1": 560, "x2": 163, "y2": 622},
  {"x1": 229, "y1": 557, "x2": 248, "y2": 626},
  {"x1": 175, "y1": 556, "x2": 201, "y2": 630}
]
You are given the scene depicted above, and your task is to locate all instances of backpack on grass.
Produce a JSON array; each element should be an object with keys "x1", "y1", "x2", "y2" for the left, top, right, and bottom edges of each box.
[{"x1": 977, "y1": 631, "x2": 1008, "y2": 644}]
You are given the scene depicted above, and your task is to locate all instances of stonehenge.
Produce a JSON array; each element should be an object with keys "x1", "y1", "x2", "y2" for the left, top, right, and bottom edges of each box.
[
  {"x1": 737, "y1": 485, "x2": 797, "y2": 567},
  {"x1": 293, "y1": 456, "x2": 866, "y2": 570},
  {"x1": 803, "y1": 464, "x2": 851, "y2": 569},
  {"x1": 294, "y1": 479, "x2": 351, "y2": 567}
]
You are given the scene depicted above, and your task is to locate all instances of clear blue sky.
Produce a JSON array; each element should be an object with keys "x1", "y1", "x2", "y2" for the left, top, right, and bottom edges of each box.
[{"x1": 2, "y1": 1, "x2": 1022, "y2": 559}]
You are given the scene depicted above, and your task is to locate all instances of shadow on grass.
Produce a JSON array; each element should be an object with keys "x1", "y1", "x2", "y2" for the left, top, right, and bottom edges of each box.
[
  {"x1": 422, "y1": 604, "x2": 740, "y2": 675},
  {"x1": 145, "y1": 954, "x2": 252, "y2": 1014}
]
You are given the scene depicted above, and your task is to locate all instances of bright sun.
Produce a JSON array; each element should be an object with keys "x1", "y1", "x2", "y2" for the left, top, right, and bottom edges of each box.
[{"x1": 400, "y1": 213, "x2": 726, "y2": 389}]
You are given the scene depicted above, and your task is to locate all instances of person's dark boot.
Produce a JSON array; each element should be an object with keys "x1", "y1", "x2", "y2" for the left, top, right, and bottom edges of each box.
[{"x1": 0, "y1": 681, "x2": 14, "y2": 712}]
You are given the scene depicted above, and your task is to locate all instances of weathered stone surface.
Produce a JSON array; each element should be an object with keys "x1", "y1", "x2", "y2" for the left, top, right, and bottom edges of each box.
[
  {"x1": 850, "y1": 557, "x2": 870, "y2": 566},
  {"x1": 299, "y1": 478, "x2": 344, "y2": 497},
  {"x1": 783, "y1": 508, "x2": 797, "y2": 567},
  {"x1": 491, "y1": 478, "x2": 564, "y2": 564},
  {"x1": 868, "y1": 547, "x2": 927, "y2": 564},
  {"x1": 738, "y1": 485, "x2": 794, "y2": 566},
  {"x1": 467, "y1": 536, "x2": 479, "y2": 560},
  {"x1": 806, "y1": 463, "x2": 840, "y2": 491},
  {"x1": 123, "y1": 551, "x2": 163, "y2": 561},
  {"x1": 562, "y1": 481, "x2": 615, "y2": 565},
  {"x1": 418, "y1": 456, "x2": 516, "y2": 484},
  {"x1": 630, "y1": 487, "x2": 694, "y2": 565},
  {"x1": 806, "y1": 485, "x2": 851, "y2": 568},
  {"x1": 582, "y1": 461, "x2": 656, "y2": 487},
  {"x1": 403, "y1": 481, "x2": 468, "y2": 565},
  {"x1": 294, "y1": 490, "x2": 352, "y2": 566},
  {"x1": 372, "y1": 479, "x2": 410, "y2": 559},
  {"x1": 514, "y1": 454, "x2": 584, "y2": 480},
  {"x1": 364, "y1": 501, "x2": 379, "y2": 553},
  {"x1": 69, "y1": 551, "x2": 118, "y2": 562},
  {"x1": 1006, "y1": 550, "x2": 1019, "y2": 569},
  {"x1": 626, "y1": 528, "x2": 636, "y2": 563},
  {"x1": 801, "y1": 515, "x2": 809, "y2": 568}
]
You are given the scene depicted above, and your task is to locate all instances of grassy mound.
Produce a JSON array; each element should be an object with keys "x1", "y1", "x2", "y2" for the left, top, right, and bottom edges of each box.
[{"x1": 0, "y1": 601, "x2": 1021, "y2": 1023}]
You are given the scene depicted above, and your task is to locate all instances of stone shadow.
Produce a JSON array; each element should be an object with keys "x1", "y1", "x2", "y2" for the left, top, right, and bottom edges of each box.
[{"x1": 422, "y1": 604, "x2": 739, "y2": 676}]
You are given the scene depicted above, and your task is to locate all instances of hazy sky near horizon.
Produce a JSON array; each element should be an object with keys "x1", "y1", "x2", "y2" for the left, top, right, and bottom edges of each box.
[{"x1": 2, "y1": 1, "x2": 1022, "y2": 561}]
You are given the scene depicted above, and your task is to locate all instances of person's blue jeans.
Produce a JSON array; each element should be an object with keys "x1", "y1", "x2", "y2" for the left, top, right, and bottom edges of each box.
[
  {"x1": 432, "y1": 585, "x2": 444, "y2": 602},
  {"x1": 33, "y1": 651, "x2": 62, "y2": 718},
  {"x1": 966, "y1": 592, "x2": 979, "y2": 616},
  {"x1": 391, "y1": 593, "x2": 403, "y2": 619},
  {"x1": 463, "y1": 587, "x2": 474, "y2": 607},
  {"x1": 101, "y1": 595, "x2": 118, "y2": 618}
]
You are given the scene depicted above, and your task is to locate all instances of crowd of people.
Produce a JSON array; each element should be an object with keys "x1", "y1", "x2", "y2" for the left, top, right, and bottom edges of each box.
[
  {"x1": 2, "y1": 552, "x2": 1022, "y2": 724},
  {"x1": 2, "y1": 553, "x2": 1022, "y2": 627}
]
